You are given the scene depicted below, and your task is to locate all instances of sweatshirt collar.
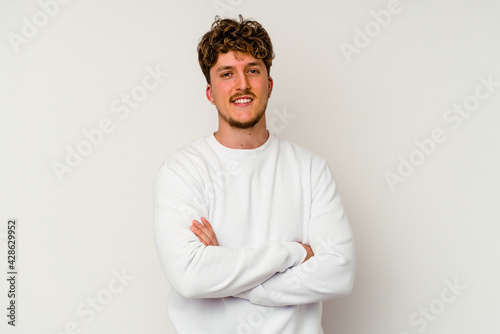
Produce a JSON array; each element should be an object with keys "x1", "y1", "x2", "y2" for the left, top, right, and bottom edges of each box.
[{"x1": 207, "y1": 130, "x2": 274, "y2": 158}]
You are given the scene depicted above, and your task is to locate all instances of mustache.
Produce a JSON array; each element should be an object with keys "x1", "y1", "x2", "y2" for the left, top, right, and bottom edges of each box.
[{"x1": 230, "y1": 92, "x2": 256, "y2": 101}]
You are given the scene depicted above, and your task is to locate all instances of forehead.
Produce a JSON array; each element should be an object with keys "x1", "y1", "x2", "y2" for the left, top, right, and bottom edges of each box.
[{"x1": 211, "y1": 51, "x2": 265, "y2": 71}]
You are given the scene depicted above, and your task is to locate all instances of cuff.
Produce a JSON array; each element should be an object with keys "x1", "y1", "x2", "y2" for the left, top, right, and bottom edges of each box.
[{"x1": 281, "y1": 242, "x2": 307, "y2": 268}]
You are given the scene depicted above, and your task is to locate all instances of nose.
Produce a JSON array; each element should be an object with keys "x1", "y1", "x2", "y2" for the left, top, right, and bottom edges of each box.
[{"x1": 235, "y1": 71, "x2": 250, "y2": 91}]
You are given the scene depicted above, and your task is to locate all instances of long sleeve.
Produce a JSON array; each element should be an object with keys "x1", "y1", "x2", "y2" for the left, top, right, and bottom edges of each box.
[
  {"x1": 234, "y1": 159, "x2": 355, "y2": 306},
  {"x1": 153, "y1": 160, "x2": 306, "y2": 299}
]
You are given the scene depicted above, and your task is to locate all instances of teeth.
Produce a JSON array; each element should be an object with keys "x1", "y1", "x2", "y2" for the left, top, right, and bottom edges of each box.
[{"x1": 233, "y1": 98, "x2": 252, "y2": 104}]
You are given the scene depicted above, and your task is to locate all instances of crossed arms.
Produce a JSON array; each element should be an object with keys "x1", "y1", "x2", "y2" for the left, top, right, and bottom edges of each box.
[
  {"x1": 153, "y1": 158, "x2": 355, "y2": 306},
  {"x1": 191, "y1": 217, "x2": 315, "y2": 262}
]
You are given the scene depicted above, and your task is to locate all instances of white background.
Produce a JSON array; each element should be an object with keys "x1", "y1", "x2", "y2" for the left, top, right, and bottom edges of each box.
[{"x1": 1, "y1": 0, "x2": 499, "y2": 333}]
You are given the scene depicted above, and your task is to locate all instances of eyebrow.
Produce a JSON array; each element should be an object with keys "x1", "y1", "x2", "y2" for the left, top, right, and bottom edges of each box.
[{"x1": 214, "y1": 62, "x2": 265, "y2": 73}]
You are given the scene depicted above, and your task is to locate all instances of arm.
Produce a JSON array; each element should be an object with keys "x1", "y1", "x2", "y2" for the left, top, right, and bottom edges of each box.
[
  {"x1": 191, "y1": 217, "x2": 314, "y2": 263},
  {"x1": 233, "y1": 159, "x2": 355, "y2": 306},
  {"x1": 153, "y1": 162, "x2": 307, "y2": 299}
]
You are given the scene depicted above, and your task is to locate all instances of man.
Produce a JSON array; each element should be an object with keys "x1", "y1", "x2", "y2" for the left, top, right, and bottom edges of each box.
[{"x1": 153, "y1": 15, "x2": 355, "y2": 333}]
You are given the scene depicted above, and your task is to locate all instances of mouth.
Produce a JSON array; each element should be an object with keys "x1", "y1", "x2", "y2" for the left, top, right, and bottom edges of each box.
[{"x1": 231, "y1": 96, "x2": 254, "y2": 107}]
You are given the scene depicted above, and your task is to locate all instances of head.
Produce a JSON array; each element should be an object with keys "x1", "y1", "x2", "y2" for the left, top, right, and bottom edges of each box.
[
  {"x1": 197, "y1": 15, "x2": 274, "y2": 85},
  {"x1": 197, "y1": 15, "x2": 275, "y2": 130}
]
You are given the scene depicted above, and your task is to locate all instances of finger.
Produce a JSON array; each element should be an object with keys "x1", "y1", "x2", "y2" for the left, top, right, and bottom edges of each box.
[
  {"x1": 200, "y1": 218, "x2": 216, "y2": 243},
  {"x1": 190, "y1": 219, "x2": 219, "y2": 247},
  {"x1": 193, "y1": 220, "x2": 218, "y2": 246},
  {"x1": 190, "y1": 224, "x2": 209, "y2": 245},
  {"x1": 191, "y1": 225, "x2": 212, "y2": 246},
  {"x1": 201, "y1": 217, "x2": 213, "y2": 229},
  {"x1": 191, "y1": 221, "x2": 212, "y2": 246},
  {"x1": 198, "y1": 219, "x2": 218, "y2": 246},
  {"x1": 201, "y1": 217, "x2": 218, "y2": 246},
  {"x1": 193, "y1": 220, "x2": 214, "y2": 241}
]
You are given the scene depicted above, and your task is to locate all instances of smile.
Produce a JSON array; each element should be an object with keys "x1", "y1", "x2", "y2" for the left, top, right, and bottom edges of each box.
[{"x1": 232, "y1": 97, "x2": 254, "y2": 105}]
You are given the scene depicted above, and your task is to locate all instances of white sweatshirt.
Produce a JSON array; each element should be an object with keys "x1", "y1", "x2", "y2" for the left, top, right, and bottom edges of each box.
[{"x1": 153, "y1": 132, "x2": 355, "y2": 334}]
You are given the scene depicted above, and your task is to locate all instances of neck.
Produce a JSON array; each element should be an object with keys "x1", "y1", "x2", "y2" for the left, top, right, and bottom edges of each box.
[{"x1": 214, "y1": 118, "x2": 269, "y2": 149}]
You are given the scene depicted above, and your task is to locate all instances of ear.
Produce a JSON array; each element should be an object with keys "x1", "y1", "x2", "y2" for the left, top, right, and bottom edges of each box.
[
  {"x1": 268, "y1": 76, "x2": 274, "y2": 98},
  {"x1": 206, "y1": 84, "x2": 215, "y2": 104}
]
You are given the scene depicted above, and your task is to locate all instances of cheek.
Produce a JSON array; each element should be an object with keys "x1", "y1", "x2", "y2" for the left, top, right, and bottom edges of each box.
[
  {"x1": 256, "y1": 80, "x2": 269, "y2": 93},
  {"x1": 213, "y1": 85, "x2": 231, "y2": 100}
]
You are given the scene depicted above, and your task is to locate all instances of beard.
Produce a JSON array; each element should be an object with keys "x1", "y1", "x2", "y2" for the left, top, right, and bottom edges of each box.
[{"x1": 216, "y1": 102, "x2": 267, "y2": 129}]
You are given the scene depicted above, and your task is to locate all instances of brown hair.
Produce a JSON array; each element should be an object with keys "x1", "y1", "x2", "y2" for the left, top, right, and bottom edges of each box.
[{"x1": 197, "y1": 15, "x2": 275, "y2": 84}]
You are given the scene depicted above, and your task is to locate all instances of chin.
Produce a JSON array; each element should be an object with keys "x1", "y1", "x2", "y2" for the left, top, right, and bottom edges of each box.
[
  {"x1": 228, "y1": 118, "x2": 261, "y2": 129},
  {"x1": 219, "y1": 107, "x2": 266, "y2": 130}
]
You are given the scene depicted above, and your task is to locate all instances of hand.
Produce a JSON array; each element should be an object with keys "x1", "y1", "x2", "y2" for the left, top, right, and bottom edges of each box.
[
  {"x1": 190, "y1": 217, "x2": 219, "y2": 246},
  {"x1": 299, "y1": 243, "x2": 314, "y2": 262}
]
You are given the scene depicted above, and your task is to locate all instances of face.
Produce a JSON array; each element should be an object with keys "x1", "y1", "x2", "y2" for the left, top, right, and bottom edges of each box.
[{"x1": 206, "y1": 51, "x2": 273, "y2": 129}]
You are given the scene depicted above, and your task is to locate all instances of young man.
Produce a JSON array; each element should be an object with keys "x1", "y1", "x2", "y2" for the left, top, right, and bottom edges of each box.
[{"x1": 154, "y1": 16, "x2": 355, "y2": 333}]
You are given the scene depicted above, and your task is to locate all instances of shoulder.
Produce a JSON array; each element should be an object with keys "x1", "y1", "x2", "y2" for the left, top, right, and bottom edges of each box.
[
  {"x1": 156, "y1": 136, "x2": 212, "y2": 180},
  {"x1": 273, "y1": 134, "x2": 327, "y2": 166}
]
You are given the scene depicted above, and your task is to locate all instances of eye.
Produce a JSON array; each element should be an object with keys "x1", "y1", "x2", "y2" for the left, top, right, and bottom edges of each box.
[
  {"x1": 248, "y1": 69, "x2": 260, "y2": 74},
  {"x1": 220, "y1": 72, "x2": 231, "y2": 78}
]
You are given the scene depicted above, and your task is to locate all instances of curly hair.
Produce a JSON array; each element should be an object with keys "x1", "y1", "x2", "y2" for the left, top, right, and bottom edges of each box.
[{"x1": 197, "y1": 15, "x2": 275, "y2": 84}]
